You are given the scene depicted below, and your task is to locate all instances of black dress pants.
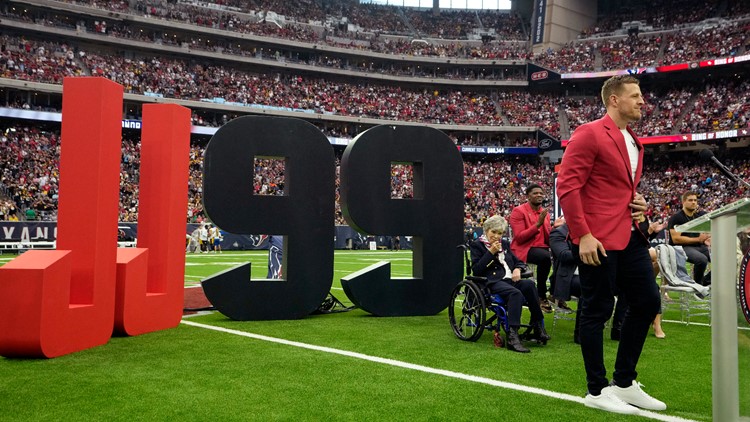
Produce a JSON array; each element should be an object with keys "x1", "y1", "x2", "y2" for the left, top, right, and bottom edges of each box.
[
  {"x1": 526, "y1": 247, "x2": 552, "y2": 299},
  {"x1": 683, "y1": 244, "x2": 711, "y2": 285},
  {"x1": 574, "y1": 231, "x2": 661, "y2": 395},
  {"x1": 487, "y1": 278, "x2": 543, "y2": 327}
]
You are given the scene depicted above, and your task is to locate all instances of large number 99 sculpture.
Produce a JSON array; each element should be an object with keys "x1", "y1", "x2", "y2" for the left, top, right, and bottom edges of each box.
[
  {"x1": 340, "y1": 125, "x2": 464, "y2": 316},
  {"x1": 201, "y1": 116, "x2": 335, "y2": 320},
  {"x1": 201, "y1": 118, "x2": 464, "y2": 319}
]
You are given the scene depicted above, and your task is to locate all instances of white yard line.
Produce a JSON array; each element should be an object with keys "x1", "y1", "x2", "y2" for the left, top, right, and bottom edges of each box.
[{"x1": 180, "y1": 319, "x2": 699, "y2": 422}]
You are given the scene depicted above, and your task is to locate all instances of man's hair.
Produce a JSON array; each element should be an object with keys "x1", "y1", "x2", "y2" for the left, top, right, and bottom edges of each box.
[
  {"x1": 682, "y1": 191, "x2": 698, "y2": 202},
  {"x1": 525, "y1": 183, "x2": 543, "y2": 195},
  {"x1": 601, "y1": 75, "x2": 640, "y2": 107}
]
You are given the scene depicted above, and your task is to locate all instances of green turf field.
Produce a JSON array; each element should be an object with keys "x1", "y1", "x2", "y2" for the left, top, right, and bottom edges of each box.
[
  {"x1": 1, "y1": 250, "x2": 748, "y2": 421},
  {"x1": 183, "y1": 250, "x2": 416, "y2": 307}
]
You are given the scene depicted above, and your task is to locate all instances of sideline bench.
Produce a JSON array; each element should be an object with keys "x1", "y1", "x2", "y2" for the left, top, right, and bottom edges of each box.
[{"x1": 0, "y1": 241, "x2": 56, "y2": 254}]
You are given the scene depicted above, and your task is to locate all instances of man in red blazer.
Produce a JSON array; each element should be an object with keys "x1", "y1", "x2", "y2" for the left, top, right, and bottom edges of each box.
[
  {"x1": 557, "y1": 75, "x2": 665, "y2": 415},
  {"x1": 509, "y1": 184, "x2": 565, "y2": 312}
]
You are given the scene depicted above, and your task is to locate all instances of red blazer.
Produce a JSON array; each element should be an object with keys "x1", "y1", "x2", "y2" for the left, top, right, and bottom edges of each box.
[
  {"x1": 557, "y1": 114, "x2": 643, "y2": 251},
  {"x1": 509, "y1": 202, "x2": 550, "y2": 261}
]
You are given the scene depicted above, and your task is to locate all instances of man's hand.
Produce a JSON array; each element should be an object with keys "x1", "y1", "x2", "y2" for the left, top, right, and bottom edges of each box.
[
  {"x1": 579, "y1": 233, "x2": 606, "y2": 266},
  {"x1": 630, "y1": 192, "x2": 648, "y2": 221},
  {"x1": 648, "y1": 220, "x2": 665, "y2": 234},
  {"x1": 511, "y1": 268, "x2": 521, "y2": 282},
  {"x1": 536, "y1": 209, "x2": 548, "y2": 228}
]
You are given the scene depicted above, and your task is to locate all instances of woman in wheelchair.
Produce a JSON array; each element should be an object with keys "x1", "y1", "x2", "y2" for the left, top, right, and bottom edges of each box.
[{"x1": 470, "y1": 215, "x2": 551, "y2": 353}]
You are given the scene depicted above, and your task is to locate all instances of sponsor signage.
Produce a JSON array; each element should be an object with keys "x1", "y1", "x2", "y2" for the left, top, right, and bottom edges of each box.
[
  {"x1": 531, "y1": 70, "x2": 549, "y2": 81},
  {"x1": 122, "y1": 120, "x2": 141, "y2": 129},
  {"x1": 561, "y1": 54, "x2": 750, "y2": 79},
  {"x1": 0, "y1": 222, "x2": 57, "y2": 242},
  {"x1": 538, "y1": 138, "x2": 554, "y2": 150},
  {"x1": 562, "y1": 128, "x2": 749, "y2": 147},
  {"x1": 458, "y1": 145, "x2": 538, "y2": 155}
]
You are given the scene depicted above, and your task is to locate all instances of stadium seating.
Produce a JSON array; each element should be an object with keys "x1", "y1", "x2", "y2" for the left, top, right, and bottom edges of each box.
[{"x1": 0, "y1": 0, "x2": 749, "y2": 225}]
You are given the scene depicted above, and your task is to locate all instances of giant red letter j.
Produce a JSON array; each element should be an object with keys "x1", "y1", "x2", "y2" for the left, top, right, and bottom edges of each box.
[{"x1": 0, "y1": 78, "x2": 190, "y2": 358}]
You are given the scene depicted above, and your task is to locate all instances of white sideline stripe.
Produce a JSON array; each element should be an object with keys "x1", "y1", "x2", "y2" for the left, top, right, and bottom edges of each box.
[{"x1": 180, "y1": 319, "x2": 696, "y2": 422}]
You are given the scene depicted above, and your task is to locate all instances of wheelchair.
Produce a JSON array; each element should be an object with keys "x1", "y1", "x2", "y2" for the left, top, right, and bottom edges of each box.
[{"x1": 448, "y1": 244, "x2": 548, "y2": 348}]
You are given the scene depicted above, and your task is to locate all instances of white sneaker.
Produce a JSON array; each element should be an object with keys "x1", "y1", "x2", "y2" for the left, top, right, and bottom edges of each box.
[
  {"x1": 610, "y1": 380, "x2": 667, "y2": 411},
  {"x1": 584, "y1": 386, "x2": 640, "y2": 415}
]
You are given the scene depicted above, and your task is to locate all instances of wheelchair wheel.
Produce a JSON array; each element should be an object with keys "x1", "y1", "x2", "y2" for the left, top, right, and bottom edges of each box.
[{"x1": 449, "y1": 280, "x2": 486, "y2": 342}]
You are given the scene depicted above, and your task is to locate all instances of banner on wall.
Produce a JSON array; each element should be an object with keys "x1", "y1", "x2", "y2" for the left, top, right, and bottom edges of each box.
[
  {"x1": 533, "y1": 0, "x2": 547, "y2": 45},
  {"x1": 0, "y1": 222, "x2": 57, "y2": 242},
  {"x1": 562, "y1": 127, "x2": 750, "y2": 147}
]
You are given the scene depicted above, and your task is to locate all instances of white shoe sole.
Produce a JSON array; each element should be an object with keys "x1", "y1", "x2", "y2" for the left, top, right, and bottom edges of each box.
[
  {"x1": 584, "y1": 397, "x2": 640, "y2": 415},
  {"x1": 584, "y1": 401, "x2": 639, "y2": 415}
]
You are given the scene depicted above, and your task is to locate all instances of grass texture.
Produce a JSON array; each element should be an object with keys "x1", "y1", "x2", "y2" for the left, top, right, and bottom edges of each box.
[{"x1": 1, "y1": 250, "x2": 748, "y2": 421}]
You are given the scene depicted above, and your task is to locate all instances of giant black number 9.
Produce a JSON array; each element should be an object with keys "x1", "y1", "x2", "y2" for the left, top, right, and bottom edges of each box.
[
  {"x1": 340, "y1": 125, "x2": 464, "y2": 316},
  {"x1": 201, "y1": 116, "x2": 335, "y2": 320}
]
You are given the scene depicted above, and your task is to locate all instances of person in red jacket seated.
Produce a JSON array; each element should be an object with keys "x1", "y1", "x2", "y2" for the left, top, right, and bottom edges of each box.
[{"x1": 509, "y1": 183, "x2": 565, "y2": 313}]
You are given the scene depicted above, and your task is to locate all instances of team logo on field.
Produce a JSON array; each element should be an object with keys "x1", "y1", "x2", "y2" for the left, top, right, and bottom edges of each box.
[{"x1": 249, "y1": 234, "x2": 269, "y2": 247}]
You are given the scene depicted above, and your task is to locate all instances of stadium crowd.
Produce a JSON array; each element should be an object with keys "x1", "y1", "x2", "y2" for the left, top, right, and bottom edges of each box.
[
  {"x1": 598, "y1": 34, "x2": 662, "y2": 71},
  {"x1": 661, "y1": 21, "x2": 749, "y2": 66},
  {"x1": 1, "y1": 122, "x2": 748, "y2": 228},
  {"x1": 579, "y1": 0, "x2": 749, "y2": 37},
  {"x1": 564, "y1": 82, "x2": 750, "y2": 137},
  {"x1": 531, "y1": 42, "x2": 596, "y2": 74},
  {"x1": 532, "y1": 19, "x2": 749, "y2": 73},
  {"x1": 4, "y1": 0, "x2": 747, "y2": 74},
  {"x1": 2, "y1": 0, "x2": 750, "y2": 231},
  {"x1": 65, "y1": 0, "x2": 529, "y2": 41},
  {"x1": 678, "y1": 79, "x2": 750, "y2": 133},
  {"x1": 496, "y1": 91, "x2": 560, "y2": 137},
  {"x1": 2, "y1": 34, "x2": 748, "y2": 136},
  {"x1": 0, "y1": 2, "x2": 533, "y2": 70}
]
